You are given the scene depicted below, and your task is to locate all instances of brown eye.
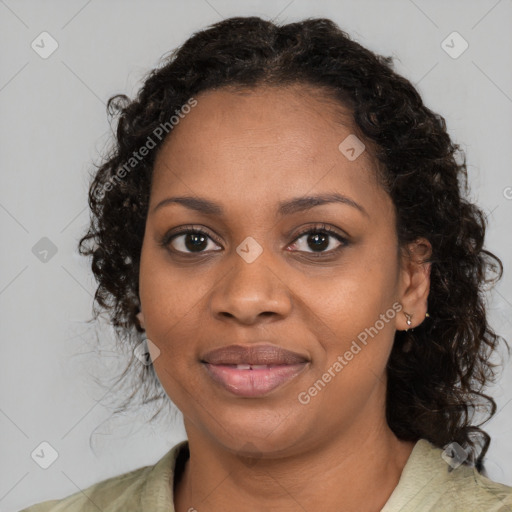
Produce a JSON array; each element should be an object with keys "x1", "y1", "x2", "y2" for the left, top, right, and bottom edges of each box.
[
  {"x1": 165, "y1": 229, "x2": 222, "y2": 254},
  {"x1": 289, "y1": 225, "x2": 348, "y2": 255}
]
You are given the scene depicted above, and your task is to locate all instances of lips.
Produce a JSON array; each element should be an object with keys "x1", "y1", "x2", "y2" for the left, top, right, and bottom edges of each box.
[
  {"x1": 201, "y1": 344, "x2": 309, "y2": 397},
  {"x1": 202, "y1": 344, "x2": 308, "y2": 366}
]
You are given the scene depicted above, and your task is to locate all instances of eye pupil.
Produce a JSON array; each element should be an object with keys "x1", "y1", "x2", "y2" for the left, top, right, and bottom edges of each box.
[
  {"x1": 308, "y1": 232, "x2": 329, "y2": 251},
  {"x1": 185, "y1": 233, "x2": 208, "y2": 252},
  {"x1": 168, "y1": 227, "x2": 343, "y2": 256}
]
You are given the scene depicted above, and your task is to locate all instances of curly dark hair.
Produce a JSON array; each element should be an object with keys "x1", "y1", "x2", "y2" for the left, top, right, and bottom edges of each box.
[{"x1": 78, "y1": 16, "x2": 506, "y2": 469}]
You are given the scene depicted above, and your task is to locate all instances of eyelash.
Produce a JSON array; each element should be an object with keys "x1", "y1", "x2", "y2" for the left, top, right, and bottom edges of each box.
[
  {"x1": 160, "y1": 223, "x2": 349, "y2": 258},
  {"x1": 290, "y1": 224, "x2": 349, "y2": 257}
]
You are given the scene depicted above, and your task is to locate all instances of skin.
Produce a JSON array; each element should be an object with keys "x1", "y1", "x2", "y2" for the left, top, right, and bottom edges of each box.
[{"x1": 137, "y1": 84, "x2": 432, "y2": 512}]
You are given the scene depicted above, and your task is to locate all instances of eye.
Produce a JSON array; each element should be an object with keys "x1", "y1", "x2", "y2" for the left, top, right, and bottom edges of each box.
[
  {"x1": 162, "y1": 226, "x2": 222, "y2": 254},
  {"x1": 288, "y1": 224, "x2": 348, "y2": 255},
  {"x1": 161, "y1": 223, "x2": 349, "y2": 257}
]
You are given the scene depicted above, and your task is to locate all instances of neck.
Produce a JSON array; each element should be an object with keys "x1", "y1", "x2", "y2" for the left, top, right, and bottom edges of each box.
[{"x1": 174, "y1": 418, "x2": 415, "y2": 512}]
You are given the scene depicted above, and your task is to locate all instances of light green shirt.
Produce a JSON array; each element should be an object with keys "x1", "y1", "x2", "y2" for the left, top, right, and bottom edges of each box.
[{"x1": 20, "y1": 439, "x2": 512, "y2": 511}]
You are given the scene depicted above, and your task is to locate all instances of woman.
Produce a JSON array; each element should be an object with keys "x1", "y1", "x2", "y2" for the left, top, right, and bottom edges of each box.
[{"x1": 21, "y1": 16, "x2": 512, "y2": 512}]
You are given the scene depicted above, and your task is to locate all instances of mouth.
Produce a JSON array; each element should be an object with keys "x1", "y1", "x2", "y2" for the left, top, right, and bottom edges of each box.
[
  {"x1": 203, "y1": 363, "x2": 309, "y2": 397},
  {"x1": 201, "y1": 344, "x2": 310, "y2": 397}
]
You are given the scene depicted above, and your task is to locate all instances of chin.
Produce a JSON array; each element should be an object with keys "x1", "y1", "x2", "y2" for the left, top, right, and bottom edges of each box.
[{"x1": 203, "y1": 409, "x2": 308, "y2": 456}]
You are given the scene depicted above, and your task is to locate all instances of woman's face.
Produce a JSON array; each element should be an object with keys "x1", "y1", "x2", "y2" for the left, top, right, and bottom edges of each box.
[{"x1": 138, "y1": 85, "x2": 423, "y2": 457}]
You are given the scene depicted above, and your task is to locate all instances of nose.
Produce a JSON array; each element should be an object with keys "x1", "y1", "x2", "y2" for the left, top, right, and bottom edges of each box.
[{"x1": 209, "y1": 250, "x2": 293, "y2": 325}]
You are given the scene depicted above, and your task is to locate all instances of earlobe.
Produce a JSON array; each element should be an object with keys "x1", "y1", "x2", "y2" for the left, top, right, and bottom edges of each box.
[
  {"x1": 136, "y1": 311, "x2": 145, "y2": 329},
  {"x1": 398, "y1": 238, "x2": 432, "y2": 331},
  {"x1": 401, "y1": 310, "x2": 430, "y2": 332}
]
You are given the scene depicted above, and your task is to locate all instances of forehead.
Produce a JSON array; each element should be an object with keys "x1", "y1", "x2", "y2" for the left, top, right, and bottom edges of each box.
[{"x1": 150, "y1": 85, "x2": 387, "y2": 219}]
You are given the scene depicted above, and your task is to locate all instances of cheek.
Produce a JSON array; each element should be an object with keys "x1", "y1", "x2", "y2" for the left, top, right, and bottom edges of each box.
[
  {"x1": 299, "y1": 281, "x2": 399, "y2": 419},
  {"x1": 137, "y1": 248, "x2": 211, "y2": 401},
  {"x1": 138, "y1": 243, "x2": 210, "y2": 334},
  {"x1": 305, "y1": 246, "x2": 400, "y2": 379},
  {"x1": 303, "y1": 283, "x2": 398, "y2": 385},
  {"x1": 308, "y1": 246, "x2": 398, "y2": 334}
]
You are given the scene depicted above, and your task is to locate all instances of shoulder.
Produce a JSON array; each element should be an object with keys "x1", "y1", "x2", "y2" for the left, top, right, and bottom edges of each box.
[
  {"x1": 19, "y1": 441, "x2": 188, "y2": 512},
  {"x1": 382, "y1": 439, "x2": 512, "y2": 512},
  {"x1": 19, "y1": 464, "x2": 155, "y2": 512},
  {"x1": 21, "y1": 466, "x2": 152, "y2": 512},
  {"x1": 444, "y1": 460, "x2": 512, "y2": 511}
]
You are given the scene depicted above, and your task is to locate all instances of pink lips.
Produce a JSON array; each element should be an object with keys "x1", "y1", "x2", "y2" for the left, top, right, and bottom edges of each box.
[
  {"x1": 204, "y1": 363, "x2": 308, "y2": 397},
  {"x1": 201, "y1": 344, "x2": 309, "y2": 397}
]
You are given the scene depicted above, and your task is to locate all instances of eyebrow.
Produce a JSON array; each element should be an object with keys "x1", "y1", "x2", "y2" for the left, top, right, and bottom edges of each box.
[{"x1": 152, "y1": 193, "x2": 368, "y2": 218}]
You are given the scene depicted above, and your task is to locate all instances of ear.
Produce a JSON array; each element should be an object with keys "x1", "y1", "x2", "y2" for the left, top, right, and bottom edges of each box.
[
  {"x1": 397, "y1": 238, "x2": 432, "y2": 331},
  {"x1": 136, "y1": 310, "x2": 145, "y2": 330}
]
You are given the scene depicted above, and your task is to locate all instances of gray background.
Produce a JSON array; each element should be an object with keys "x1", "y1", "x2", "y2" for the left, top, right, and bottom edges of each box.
[{"x1": 1, "y1": 0, "x2": 511, "y2": 510}]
